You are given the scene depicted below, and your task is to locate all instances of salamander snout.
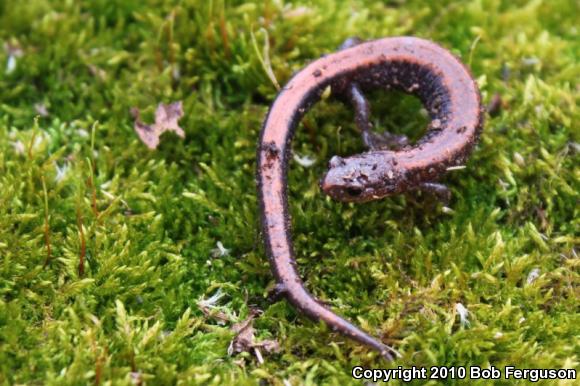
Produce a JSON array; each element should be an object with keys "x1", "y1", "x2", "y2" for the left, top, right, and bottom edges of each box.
[{"x1": 321, "y1": 153, "x2": 398, "y2": 202}]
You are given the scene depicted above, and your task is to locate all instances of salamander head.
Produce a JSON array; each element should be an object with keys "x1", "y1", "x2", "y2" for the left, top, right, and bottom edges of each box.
[{"x1": 320, "y1": 153, "x2": 402, "y2": 202}]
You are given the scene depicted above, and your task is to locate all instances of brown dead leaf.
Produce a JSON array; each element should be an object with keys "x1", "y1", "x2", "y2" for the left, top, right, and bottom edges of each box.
[
  {"x1": 196, "y1": 290, "x2": 231, "y2": 325},
  {"x1": 198, "y1": 304, "x2": 231, "y2": 325},
  {"x1": 254, "y1": 339, "x2": 280, "y2": 353},
  {"x1": 131, "y1": 101, "x2": 185, "y2": 149},
  {"x1": 228, "y1": 310, "x2": 279, "y2": 363},
  {"x1": 229, "y1": 320, "x2": 255, "y2": 354}
]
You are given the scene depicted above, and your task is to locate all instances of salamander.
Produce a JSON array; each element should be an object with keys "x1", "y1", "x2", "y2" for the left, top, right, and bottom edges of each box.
[{"x1": 256, "y1": 36, "x2": 484, "y2": 360}]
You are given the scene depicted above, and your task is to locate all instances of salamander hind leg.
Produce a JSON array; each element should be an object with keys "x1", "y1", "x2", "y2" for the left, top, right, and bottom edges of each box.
[
  {"x1": 348, "y1": 83, "x2": 410, "y2": 150},
  {"x1": 336, "y1": 38, "x2": 410, "y2": 150},
  {"x1": 418, "y1": 182, "x2": 452, "y2": 204},
  {"x1": 267, "y1": 283, "x2": 288, "y2": 303}
]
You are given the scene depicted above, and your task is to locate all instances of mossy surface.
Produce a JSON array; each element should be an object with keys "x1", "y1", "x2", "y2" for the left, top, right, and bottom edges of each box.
[{"x1": 0, "y1": 1, "x2": 578, "y2": 385}]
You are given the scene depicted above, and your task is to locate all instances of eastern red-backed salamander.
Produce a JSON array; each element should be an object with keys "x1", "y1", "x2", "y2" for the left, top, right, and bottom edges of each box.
[{"x1": 256, "y1": 37, "x2": 484, "y2": 360}]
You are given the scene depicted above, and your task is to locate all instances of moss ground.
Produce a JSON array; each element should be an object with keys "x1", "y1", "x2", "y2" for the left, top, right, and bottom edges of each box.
[{"x1": 0, "y1": 1, "x2": 578, "y2": 385}]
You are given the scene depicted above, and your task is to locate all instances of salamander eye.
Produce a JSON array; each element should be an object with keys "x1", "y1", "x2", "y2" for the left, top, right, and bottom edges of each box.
[
  {"x1": 346, "y1": 187, "x2": 362, "y2": 197},
  {"x1": 329, "y1": 155, "x2": 346, "y2": 168}
]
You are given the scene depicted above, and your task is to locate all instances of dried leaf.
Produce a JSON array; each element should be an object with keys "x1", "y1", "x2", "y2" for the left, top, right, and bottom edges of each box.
[
  {"x1": 254, "y1": 339, "x2": 280, "y2": 353},
  {"x1": 229, "y1": 311, "x2": 257, "y2": 355},
  {"x1": 197, "y1": 289, "x2": 231, "y2": 324},
  {"x1": 132, "y1": 101, "x2": 185, "y2": 149},
  {"x1": 228, "y1": 310, "x2": 279, "y2": 361},
  {"x1": 229, "y1": 321, "x2": 255, "y2": 355}
]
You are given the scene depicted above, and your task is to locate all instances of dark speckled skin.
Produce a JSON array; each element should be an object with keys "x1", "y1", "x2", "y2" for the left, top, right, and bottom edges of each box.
[{"x1": 256, "y1": 37, "x2": 484, "y2": 360}]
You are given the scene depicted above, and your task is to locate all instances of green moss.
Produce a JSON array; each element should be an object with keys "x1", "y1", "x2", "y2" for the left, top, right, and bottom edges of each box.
[{"x1": 0, "y1": 0, "x2": 578, "y2": 385}]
